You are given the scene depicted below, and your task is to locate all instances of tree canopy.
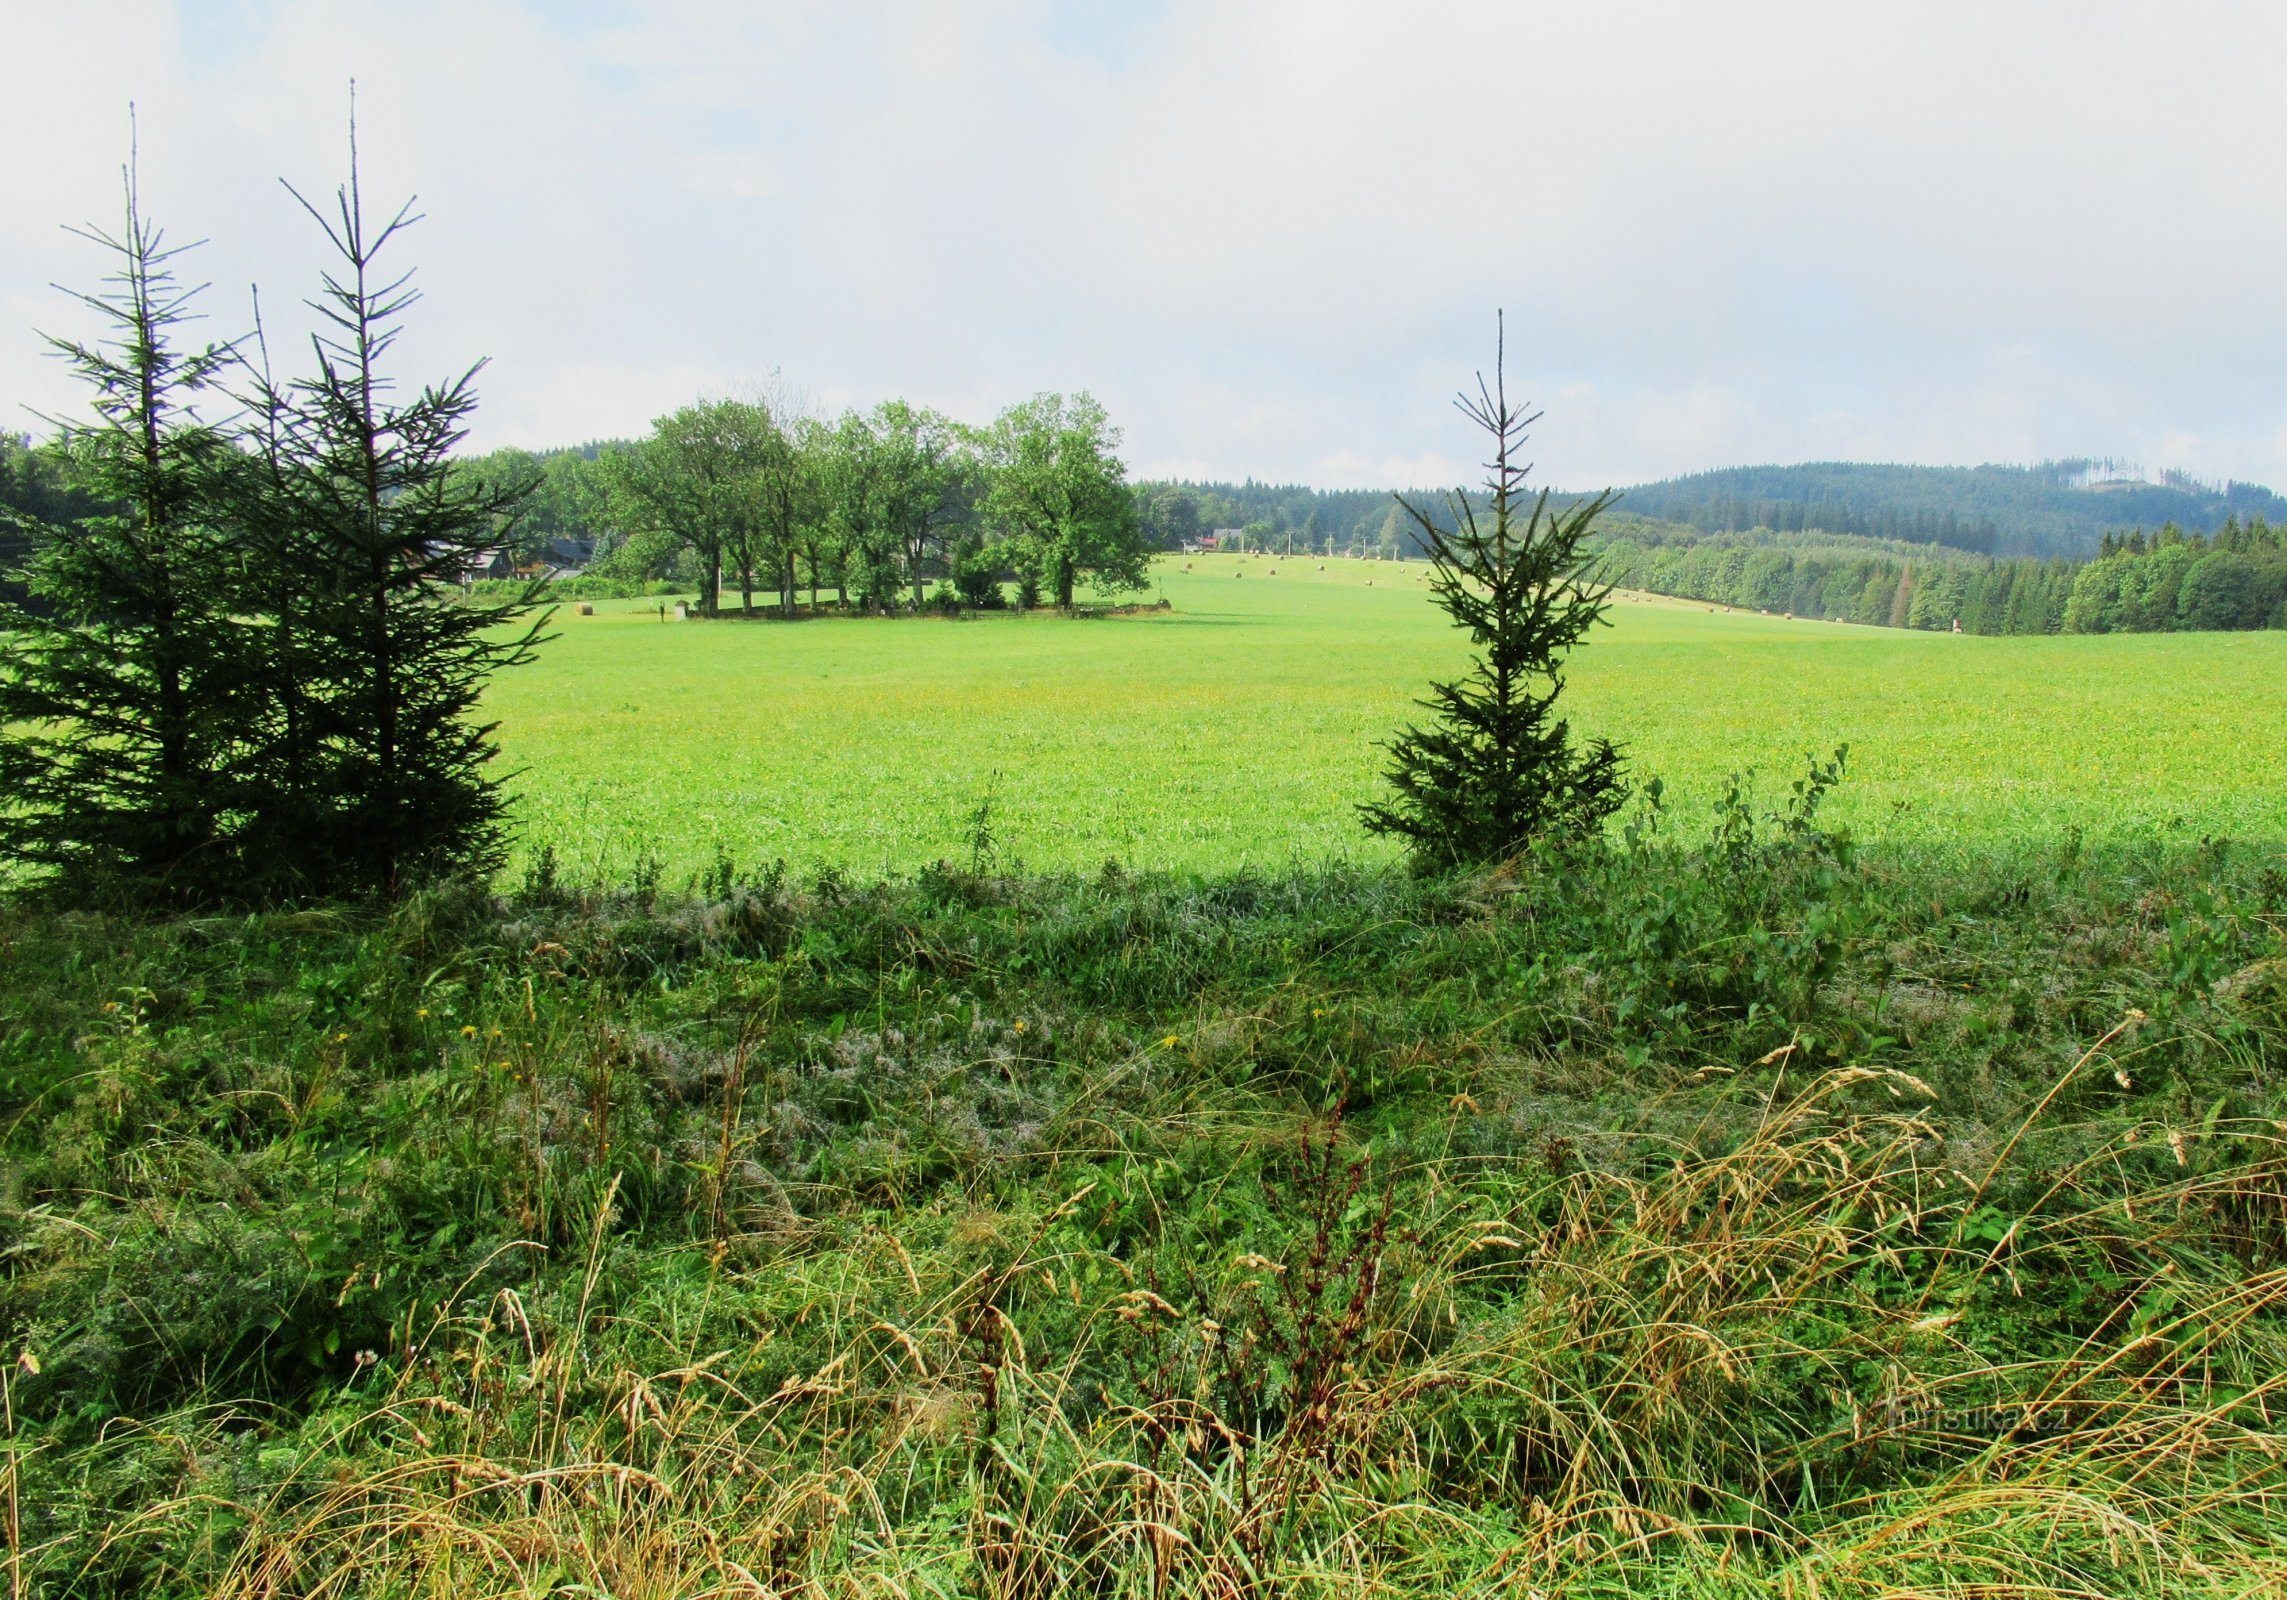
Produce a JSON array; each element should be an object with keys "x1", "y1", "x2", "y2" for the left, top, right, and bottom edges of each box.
[{"x1": 981, "y1": 393, "x2": 1149, "y2": 608}]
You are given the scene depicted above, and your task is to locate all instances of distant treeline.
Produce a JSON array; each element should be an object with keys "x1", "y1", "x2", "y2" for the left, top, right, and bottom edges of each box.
[
  {"x1": 1141, "y1": 461, "x2": 2287, "y2": 566},
  {"x1": 1591, "y1": 517, "x2": 2287, "y2": 635},
  {"x1": 1134, "y1": 481, "x2": 1417, "y2": 554},
  {"x1": 2063, "y1": 521, "x2": 2287, "y2": 633},
  {"x1": 1619, "y1": 460, "x2": 2287, "y2": 561},
  {"x1": 1128, "y1": 471, "x2": 2287, "y2": 635},
  {"x1": 20, "y1": 424, "x2": 2281, "y2": 634}
]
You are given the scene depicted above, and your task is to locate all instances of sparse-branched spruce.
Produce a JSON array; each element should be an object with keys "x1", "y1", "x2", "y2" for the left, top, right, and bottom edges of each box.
[
  {"x1": 1361, "y1": 320, "x2": 1625, "y2": 867},
  {"x1": 0, "y1": 152, "x2": 254, "y2": 901},
  {"x1": 241, "y1": 125, "x2": 547, "y2": 895},
  {"x1": 0, "y1": 116, "x2": 543, "y2": 903}
]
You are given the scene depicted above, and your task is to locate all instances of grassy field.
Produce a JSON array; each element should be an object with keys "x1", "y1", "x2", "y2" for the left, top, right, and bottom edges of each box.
[
  {"x1": 492, "y1": 552, "x2": 2287, "y2": 880},
  {"x1": 10, "y1": 825, "x2": 2287, "y2": 1594},
  {"x1": 16, "y1": 566, "x2": 2287, "y2": 1597}
]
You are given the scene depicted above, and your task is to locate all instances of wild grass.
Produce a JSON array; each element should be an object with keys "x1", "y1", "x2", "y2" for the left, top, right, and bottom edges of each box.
[
  {"x1": 488, "y1": 553, "x2": 2287, "y2": 882},
  {"x1": 4, "y1": 773, "x2": 2284, "y2": 1595}
]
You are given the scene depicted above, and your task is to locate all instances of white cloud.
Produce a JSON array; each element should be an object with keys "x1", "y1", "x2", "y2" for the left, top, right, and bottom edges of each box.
[{"x1": 5, "y1": 0, "x2": 2287, "y2": 490}]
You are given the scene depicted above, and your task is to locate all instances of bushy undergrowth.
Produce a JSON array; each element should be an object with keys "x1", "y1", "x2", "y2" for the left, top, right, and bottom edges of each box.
[{"x1": 3, "y1": 785, "x2": 2285, "y2": 1596}]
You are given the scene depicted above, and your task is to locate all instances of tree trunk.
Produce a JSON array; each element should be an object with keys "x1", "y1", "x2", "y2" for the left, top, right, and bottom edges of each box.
[{"x1": 1056, "y1": 554, "x2": 1075, "y2": 609}]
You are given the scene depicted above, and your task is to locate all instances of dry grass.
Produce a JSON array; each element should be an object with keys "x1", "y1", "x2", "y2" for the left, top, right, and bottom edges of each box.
[
  {"x1": 9, "y1": 839, "x2": 2282, "y2": 1596},
  {"x1": 138, "y1": 1054, "x2": 2287, "y2": 1599}
]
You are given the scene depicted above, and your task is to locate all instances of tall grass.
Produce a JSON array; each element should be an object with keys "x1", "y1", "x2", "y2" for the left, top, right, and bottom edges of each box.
[
  {"x1": 134, "y1": 1057, "x2": 2286, "y2": 1597},
  {"x1": 2, "y1": 797, "x2": 2283, "y2": 1594}
]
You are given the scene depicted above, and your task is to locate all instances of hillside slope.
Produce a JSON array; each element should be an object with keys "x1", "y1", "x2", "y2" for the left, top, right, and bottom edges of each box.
[{"x1": 1617, "y1": 460, "x2": 2287, "y2": 559}]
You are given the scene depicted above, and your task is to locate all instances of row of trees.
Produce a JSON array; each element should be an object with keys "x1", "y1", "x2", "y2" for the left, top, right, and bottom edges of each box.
[
  {"x1": 1590, "y1": 517, "x2": 2287, "y2": 636},
  {"x1": 425, "y1": 455, "x2": 1426, "y2": 583},
  {"x1": 2065, "y1": 520, "x2": 2287, "y2": 634},
  {"x1": 456, "y1": 391, "x2": 1152, "y2": 615},
  {"x1": 0, "y1": 140, "x2": 539, "y2": 904},
  {"x1": 1132, "y1": 481, "x2": 1414, "y2": 557}
]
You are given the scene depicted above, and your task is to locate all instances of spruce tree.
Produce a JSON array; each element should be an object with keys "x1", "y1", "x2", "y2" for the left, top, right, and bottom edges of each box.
[
  {"x1": 248, "y1": 119, "x2": 546, "y2": 895},
  {"x1": 1360, "y1": 320, "x2": 1625, "y2": 869},
  {"x1": 232, "y1": 293, "x2": 330, "y2": 873},
  {"x1": 0, "y1": 154, "x2": 254, "y2": 900}
]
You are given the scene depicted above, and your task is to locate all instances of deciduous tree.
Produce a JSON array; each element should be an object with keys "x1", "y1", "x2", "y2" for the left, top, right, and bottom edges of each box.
[
  {"x1": 873, "y1": 400, "x2": 973, "y2": 610},
  {"x1": 981, "y1": 392, "x2": 1145, "y2": 608},
  {"x1": 613, "y1": 400, "x2": 777, "y2": 617}
]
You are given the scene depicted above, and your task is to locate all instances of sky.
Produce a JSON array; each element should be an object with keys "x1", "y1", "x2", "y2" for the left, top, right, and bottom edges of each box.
[{"x1": 6, "y1": 0, "x2": 2287, "y2": 492}]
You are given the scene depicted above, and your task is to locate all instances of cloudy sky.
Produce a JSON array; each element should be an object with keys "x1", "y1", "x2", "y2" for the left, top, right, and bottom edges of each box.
[{"x1": 6, "y1": 1, "x2": 2286, "y2": 491}]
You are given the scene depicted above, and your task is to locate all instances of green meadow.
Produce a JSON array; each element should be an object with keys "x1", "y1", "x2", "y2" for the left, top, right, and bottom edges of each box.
[{"x1": 493, "y1": 551, "x2": 2287, "y2": 879}]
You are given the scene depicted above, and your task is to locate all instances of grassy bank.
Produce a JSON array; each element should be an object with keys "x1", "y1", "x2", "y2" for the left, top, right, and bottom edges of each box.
[
  {"x1": 5, "y1": 787, "x2": 2285, "y2": 1594},
  {"x1": 492, "y1": 555, "x2": 2287, "y2": 882}
]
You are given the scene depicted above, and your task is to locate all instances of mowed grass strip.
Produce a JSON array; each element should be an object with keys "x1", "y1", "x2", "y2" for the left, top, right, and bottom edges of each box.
[{"x1": 489, "y1": 552, "x2": 2287, "y2": 878}]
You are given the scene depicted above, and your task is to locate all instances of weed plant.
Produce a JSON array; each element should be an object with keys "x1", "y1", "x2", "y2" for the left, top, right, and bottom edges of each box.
[{"x1": 2, "y1": 772, "x2": 2285, "y2": 1594}]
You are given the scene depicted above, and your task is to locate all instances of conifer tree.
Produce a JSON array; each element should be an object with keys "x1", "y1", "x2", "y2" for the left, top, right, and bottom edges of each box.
[
  {"x1": 0, "y1": 151, "x2": 254, "y2": 899},
  {"x1": 248, "y1": 116, "x2": 546, "y2": 894},
  {"x1": 232, "y1": 292, "x2": 330, "y2": 868},
  {"x1": 1360, "y1": 320, "x2": 1625, "y2": 868}
]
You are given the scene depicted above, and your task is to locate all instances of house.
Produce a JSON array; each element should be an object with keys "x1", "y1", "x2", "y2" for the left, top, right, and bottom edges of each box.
[
  {"x1": 462, "y1": 547, "x2": 519, "y2": 584},
  {"x1": 460, "y1": 538, "x2": 592, "y2": 585},
  {"x1": 542, "y1": 536, "x2": 594, "y2": 571}
]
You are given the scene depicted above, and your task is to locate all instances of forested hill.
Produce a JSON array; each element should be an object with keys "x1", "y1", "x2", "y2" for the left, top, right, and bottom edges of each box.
[
  {"x1": 1142, "y1": 461, "x2": 2287, "y2": 562},
  {"x1": 1615, "y1": 461, "x2": 2287, "y2": 560}
]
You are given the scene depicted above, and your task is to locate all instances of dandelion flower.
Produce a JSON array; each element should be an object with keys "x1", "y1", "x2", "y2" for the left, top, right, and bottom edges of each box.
[{"x1": 461, "y1": 1025, "x2": 479, "y2": 1038}]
